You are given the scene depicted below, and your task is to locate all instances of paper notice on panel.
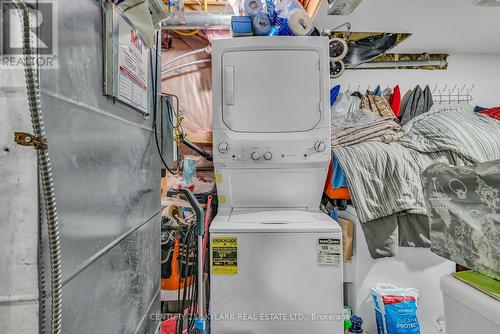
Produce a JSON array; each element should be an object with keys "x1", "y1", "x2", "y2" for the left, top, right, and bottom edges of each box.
[{"x1": 117, "y1": 14, "x2": 149, "y2": 113}]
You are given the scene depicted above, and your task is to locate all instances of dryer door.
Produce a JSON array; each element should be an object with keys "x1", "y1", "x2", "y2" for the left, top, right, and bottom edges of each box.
[{"x1": 221, "y1": 49, "x2": 322, "y2": 133}]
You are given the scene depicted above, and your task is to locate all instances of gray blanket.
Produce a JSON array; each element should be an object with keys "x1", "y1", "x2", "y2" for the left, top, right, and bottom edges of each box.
[
  {"x1": 422, "y1": 161, "x2": 500, "y2": 280},
  {"x1": 333, "y1": 104, "x2": 500, "y2": 257}
]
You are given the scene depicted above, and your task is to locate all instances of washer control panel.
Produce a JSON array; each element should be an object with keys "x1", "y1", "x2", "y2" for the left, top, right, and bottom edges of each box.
[
  {"x1": 251, "y1": 152, "x2": 260, "y2": 161},
  {"x1": 263, "y1": 151, "x2": 272, "y2": 160},
  {"x1": 313, "y1": 141, "x2": 326, "y2": 152},
  {"x1": 214, "y1": 138, "x2": 329, "y2": 164},
  {"x1": 218, "y1": 142, "x2": 230, "y2": 153}
]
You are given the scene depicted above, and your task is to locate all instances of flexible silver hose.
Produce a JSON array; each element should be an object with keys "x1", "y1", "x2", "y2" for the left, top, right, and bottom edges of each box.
[
  {"x1": 12, "y1": 1, "x2": 62, "y2": 333},
  {"x1": 38, "y1": 234, "x2": 47, "y2": 334}
]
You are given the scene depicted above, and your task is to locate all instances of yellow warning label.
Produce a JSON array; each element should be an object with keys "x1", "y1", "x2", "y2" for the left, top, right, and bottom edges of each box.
[
  {"x1": 217, "y1": 194, "x2": 226, "y2": 204},
  {"x1": 212, "y1": 236, "x2": 237, "y2": 275},
  {"x1": 215, "y1": 173, "x2": 223, "y2": 184}
]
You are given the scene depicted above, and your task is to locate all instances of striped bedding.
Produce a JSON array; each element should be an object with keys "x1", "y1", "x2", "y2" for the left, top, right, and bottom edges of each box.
[{"x1": 333, "y1": 103, "x2": 500, "y2": 224}]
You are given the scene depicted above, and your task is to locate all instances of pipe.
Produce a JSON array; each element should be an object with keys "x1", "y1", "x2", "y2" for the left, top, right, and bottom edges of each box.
[
  {"x1": 178, "y1": 133, "x2": 213, "y2": 162},
  {"x1": 177, "y1": 189, "x2": 205, "y2": 322},
  {"x1": 171, "y1": 29, "x2": 200, "y2": 37},
  {"x1": 197, "y1": 233, "x2": 204, "y2": 315},
  {"x1": 162, "y1": 12, "x2": 231, "y2": 30},
  {"x1": 161, "y1": 47, "x2": 208, "y2": 69},
  {"x1": 161, "y1": 59, "x2": 211, "y2": 76},
  {"x1": 201, "y1": 195, "x2": 212, "y2": 270},
  {"x1": 353, "y1": 60, "x2": 447, "y2": 69},
  {"x1": 12, "y1": 2, "x2": 62, "y2": 334}
]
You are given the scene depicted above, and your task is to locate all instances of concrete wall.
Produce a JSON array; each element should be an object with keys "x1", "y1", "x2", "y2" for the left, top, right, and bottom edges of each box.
[{"x1": 0, "y1": 63, "x2": 40, "y2": 334}]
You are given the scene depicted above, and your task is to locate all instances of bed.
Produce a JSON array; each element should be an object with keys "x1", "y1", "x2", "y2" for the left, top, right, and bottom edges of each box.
[{"x1": 333, "y1": 103, "x2": 500, "y2": 258}]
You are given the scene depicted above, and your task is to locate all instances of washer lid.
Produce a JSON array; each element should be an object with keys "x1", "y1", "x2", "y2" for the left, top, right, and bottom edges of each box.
[
  {"x1": 229, "y1": 210, "x2": 322, "y2": 223},
  {"x1": 221, "y1": 49, "x2": 322, "y2": 133},
  {"x1": 210, "y1": 210, "x2": 341, "y2": 233}
]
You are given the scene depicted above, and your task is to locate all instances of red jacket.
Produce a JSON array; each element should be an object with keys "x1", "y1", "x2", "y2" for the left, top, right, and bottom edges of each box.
[
  {"x1": 480, "y1": 107, "x2": 500, "y2": 121},
  {"x1": 390, "y1": 85, "x2": 401, "y2": 117}
]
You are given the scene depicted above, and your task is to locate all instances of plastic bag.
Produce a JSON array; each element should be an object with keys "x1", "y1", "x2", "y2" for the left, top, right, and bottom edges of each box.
[
  {"x1": 270, "y1": 0, "x2": 313, "y2": 36},
  {"x1": 331, "y1": 93, "x2": 383, "y2": 128},
  {"x1": 371, "y1": 284, "x2": 421, "y2": 334},
  {"x1": 275, "y1": 0, "x2": 304, "y2": 17}
]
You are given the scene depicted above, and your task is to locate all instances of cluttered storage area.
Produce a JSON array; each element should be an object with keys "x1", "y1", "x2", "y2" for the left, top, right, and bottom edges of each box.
[{"x1": 1, "y1": 0, "x2": 499, "y2": 334}]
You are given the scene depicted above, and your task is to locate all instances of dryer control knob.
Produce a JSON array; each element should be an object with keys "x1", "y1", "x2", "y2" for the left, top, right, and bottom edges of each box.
[
  {"x1": 314, "y1": 141, "x2": 326, "y2": 152},
  {"x1": 218, "y1": 142, "x2": 230, "y2": 154},
  {"x1": 263, "y1": 151, "x2": 272, "y2": 160},
  {"x1": 251, "y1": 152, "x2": 260, "y2": 161}
]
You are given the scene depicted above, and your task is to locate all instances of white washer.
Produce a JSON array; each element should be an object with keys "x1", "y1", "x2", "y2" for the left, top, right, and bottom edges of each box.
[
  {"x1": 210, "y1": 210, "x2": 343, "y2": 334},
  {"x1": 210, "y1": 37, "x2": 343, "y2": 334}
]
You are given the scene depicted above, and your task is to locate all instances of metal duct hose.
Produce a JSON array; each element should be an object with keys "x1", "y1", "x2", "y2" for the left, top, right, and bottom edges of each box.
[
  {"x1": 161, "y1": 12, "x2": 231, "y2": 30},
  {"x1": 12, "y1": 1, "x2": 62, "y2": 334}
]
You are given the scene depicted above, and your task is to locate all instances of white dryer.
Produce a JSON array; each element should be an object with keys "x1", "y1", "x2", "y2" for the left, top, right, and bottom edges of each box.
[{"x1": 210, "y1": 37, "x2": 343, "y2": 334}]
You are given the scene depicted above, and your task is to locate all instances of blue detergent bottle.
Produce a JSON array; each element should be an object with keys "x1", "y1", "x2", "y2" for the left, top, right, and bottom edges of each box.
[{"x1": 348, "y1": 315, "x2": 367, "y2": 334}]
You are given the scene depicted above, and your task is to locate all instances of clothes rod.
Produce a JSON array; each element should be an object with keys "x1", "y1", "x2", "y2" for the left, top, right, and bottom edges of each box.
[
  {"x1": 354, "y1": 60, "x2": 447, "y2": 69},
  {"x1": 161, "y1": 12, "x2": 231, "y2": 30}
]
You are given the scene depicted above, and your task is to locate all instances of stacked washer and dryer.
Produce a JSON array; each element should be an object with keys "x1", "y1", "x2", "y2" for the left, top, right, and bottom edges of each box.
[
  {"x1": 206, "y1": 36, "x2": 457, "y2": 334},
  {"x1": 209, "y1": 37, "x2": 344, "y2": 334}
]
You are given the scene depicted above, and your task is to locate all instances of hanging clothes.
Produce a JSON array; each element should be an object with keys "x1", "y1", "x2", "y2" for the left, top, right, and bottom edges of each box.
[
  {"x1": 399, "y1": 85, "x2": 422, "y2": 124},
  {"x1": 327, "y1": 86, "x2": 351, "y2": 200},
  {"x1": 361, "y1": 95, "x2": 395, "y2": 118},
  {"x1": 330, "y1": 85, "x2": 341, "y2": 106},
  {"x1": 390, "y1": 85, "x2": 401, "y2": 117},
  {"x1": 351, "y1": 91, "x2": 363, "y2": 99},
  {"x1": 399, "y1": 85, "x2": 434, "y2": 125},
  {"x1": 332, "y1": 93, "x2": 363, "y2": 125},
  {"x1": 480, "y1": 107, "x2": 500, "y2": 120},
  {"x1": 422, "y1": 85, "x2": 433, "y2": 111},
  {"x1": 324, "y1": 162, "x2": 351, "y2": 200},
  {"x1": 399, "y1": 89, "x2": 412, "y2": 116},
  {"x1": 382, "y1": 87, "x2": 392, "y2": 103},
  {"x1": 332, "y1": 154, "x2": 348, "y2": 189}
]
